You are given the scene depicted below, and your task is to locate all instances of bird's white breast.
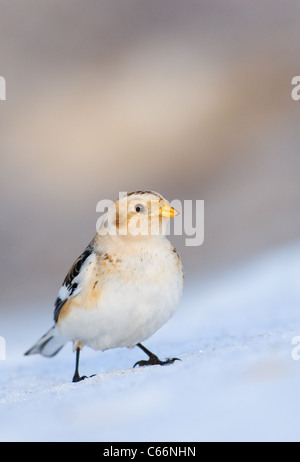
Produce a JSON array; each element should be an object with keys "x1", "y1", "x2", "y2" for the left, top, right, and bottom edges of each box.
[{"x1": 57, "y1": 238, "x2": 183, "y2": 351}]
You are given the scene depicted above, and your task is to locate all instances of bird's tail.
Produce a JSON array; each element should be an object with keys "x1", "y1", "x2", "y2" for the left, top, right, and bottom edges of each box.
[{"x1": 24, "y1": 325, "x2": 67, "y2": 357}]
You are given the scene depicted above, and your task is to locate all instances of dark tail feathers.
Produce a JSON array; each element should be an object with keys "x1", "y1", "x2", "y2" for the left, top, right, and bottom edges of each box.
[{"x1": 25, "y1": 325, "x2": 66, "y2": 357}]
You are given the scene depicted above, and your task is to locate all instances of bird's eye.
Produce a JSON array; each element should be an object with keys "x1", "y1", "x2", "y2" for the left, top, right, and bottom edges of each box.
[{"x1": 135, "y1": 204, "x2": 144, "y2": 213}]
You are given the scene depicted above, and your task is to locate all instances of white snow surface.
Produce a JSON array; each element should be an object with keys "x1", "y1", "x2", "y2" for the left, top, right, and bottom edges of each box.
[{"x1": 1, "y1": 242, "x2": 300, "y2": 442}]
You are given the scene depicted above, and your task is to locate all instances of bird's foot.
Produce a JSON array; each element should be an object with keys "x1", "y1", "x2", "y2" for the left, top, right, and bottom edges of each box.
[
  {"x1": 72, "y1": 373, "x2": 96, "y2": 383},
  {"x1": 72, "y1": 372, "x2": 87, "y2": 382},
  {"x1": 133, "y1": 354, "x2": 180, "y2": 368}
]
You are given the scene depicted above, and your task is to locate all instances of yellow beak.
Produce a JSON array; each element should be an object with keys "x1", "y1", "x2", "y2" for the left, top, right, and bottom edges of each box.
[{"x1": 159, "y1": 202, "x2": 179, "y2": 218}]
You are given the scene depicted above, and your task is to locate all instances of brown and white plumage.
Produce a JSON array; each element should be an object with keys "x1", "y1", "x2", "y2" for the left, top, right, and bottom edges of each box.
[{"x1": 25, "y1": 191, "x2": 184, "y2": 381}]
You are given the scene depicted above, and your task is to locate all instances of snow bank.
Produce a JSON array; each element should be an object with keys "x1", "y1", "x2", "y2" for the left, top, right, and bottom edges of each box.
[{"x1": 1, "y1": 242, "x2": 300, "y2": 441}]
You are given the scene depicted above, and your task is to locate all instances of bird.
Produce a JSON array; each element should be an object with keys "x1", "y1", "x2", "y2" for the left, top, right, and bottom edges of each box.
[{"x1": 25, "y1": 191, "x2": 184, "y2": 382}]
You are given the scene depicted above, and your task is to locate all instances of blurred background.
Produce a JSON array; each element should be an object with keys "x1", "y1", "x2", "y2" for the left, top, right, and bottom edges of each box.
[{"x1": 0, "y1": 0, "x2": 300, "y2": 314}]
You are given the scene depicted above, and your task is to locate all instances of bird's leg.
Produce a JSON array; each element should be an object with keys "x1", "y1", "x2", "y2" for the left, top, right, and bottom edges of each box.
[
  {"x1": 72, "y1": 347, "x2": 88, "y2": 382},
  {"x1": 133, "y1": 343, "x2": 180, "y2": 368}
]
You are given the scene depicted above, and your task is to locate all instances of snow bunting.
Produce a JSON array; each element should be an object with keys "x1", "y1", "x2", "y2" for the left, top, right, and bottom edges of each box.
[{"x1": 25, "y1": 191, "x2": 184, "y2": 382}]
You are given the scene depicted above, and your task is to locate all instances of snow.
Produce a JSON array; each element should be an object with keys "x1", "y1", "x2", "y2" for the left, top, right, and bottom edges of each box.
[{"x1": 1, "y1": 242, "x2": 300, "y2": 442}]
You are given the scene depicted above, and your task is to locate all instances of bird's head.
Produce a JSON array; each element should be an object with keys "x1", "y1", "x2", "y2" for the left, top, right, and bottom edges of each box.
[{"x1": 98, "y1": 191, "x2": 178, "y2": 238}]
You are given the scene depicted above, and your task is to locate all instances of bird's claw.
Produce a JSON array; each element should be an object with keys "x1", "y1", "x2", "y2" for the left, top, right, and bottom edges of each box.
[
  {"x1": 72, "y1": 374, "x2": 88, "y2": 382},
  {"x1": 72, "y1": 373, "x2": 96, "y2": 383}
]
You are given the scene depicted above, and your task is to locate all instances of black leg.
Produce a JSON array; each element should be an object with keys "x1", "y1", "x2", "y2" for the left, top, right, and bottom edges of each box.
[
  {"x1": 72, "y1": 348, "x2": 87, "y2": 382},
  {"x1": 133, "y1": 343, "x2": 180, "y2": 368}
]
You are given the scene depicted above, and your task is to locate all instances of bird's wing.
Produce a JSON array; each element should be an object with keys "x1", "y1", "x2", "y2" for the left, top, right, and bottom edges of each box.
[{"x1": 53, "y1": 243, "x2": 94, "y2": 323}]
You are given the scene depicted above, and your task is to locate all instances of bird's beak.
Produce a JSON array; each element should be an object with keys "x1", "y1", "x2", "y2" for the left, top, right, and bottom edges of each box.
[{"x1": 159, "y1": 202, "x2": 179, "y2": 218}]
